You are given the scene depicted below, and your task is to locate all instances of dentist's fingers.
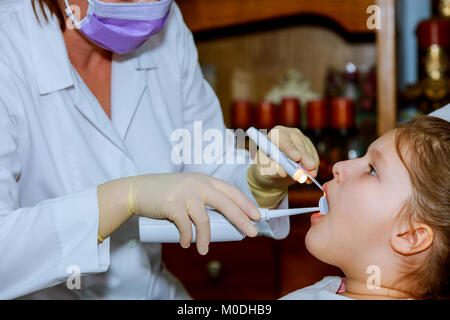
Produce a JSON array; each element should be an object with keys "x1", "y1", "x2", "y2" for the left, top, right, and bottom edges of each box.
[
  {"x1": 204, "y1": 188, "x2": 258, "y2": 238},
  {"x1": 256, "y1": 148, "x2": 272, "y2": 169},
  {"x1": 305, "y1": 137, "x2": 320, "y2": 168},
  {"x1": 259, "y1": 126, "x2": 321, "y2": 185},
  {"x1": 257, "y1": 149, "x2": 288, "y2": 178},
  {"x1": 267, "y1": 126, "x2": 284, "y2": 147},
  {"x1": 301, "y1": 138, "x2": 319, "y2": 177},
  {"x1": 268, "y1": 128, "x2": 301, "y2": 161},
  {"x1": 300, "y1": 141, "x2": 319, "y2": 184},
  {"x1": 304, "y1": 141, "x2": 319, "y2": 177},
  {"x1": 279, "y1": 138, "x2": 302, "y2": 162},
  {"x1": 188, "y1": 199, "x2": 210, "y2": 255},
  {"x1": 290, "y1": 132, "x2": 316, "y2": 171},
  {"x1": 210, "y1": 178, "x2": 261, "y2": 221},
  {"x1": 169, "y1": 205, "x2": 193, "y2": 249}
]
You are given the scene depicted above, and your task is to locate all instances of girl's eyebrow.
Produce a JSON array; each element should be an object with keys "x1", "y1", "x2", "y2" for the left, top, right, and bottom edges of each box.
[{"x1": 369, "y1": 147, "x2": 387, "y2": 169}]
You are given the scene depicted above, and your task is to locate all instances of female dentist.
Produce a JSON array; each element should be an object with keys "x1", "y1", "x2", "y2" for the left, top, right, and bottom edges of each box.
[{"x1": 0, "y1": 0, "x2": 320, "y2": 299}]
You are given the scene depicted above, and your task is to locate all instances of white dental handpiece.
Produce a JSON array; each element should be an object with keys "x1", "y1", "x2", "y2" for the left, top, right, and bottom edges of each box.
[
  {"x1": 246, "y1": 127, "x2": 323, "y2": 191},
  {"x1": 139, "y1": 204, "x2": 327, "y2": 243}
]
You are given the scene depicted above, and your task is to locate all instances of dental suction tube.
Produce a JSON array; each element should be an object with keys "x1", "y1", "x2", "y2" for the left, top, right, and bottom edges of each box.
[{"x1": 139, "y1": 206, "x2": 323, "y2": 243}]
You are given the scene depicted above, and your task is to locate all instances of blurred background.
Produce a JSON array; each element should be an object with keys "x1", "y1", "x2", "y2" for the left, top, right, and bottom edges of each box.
[{"x1": 162, "y1": 0, "x2": 450, "y2": 299}]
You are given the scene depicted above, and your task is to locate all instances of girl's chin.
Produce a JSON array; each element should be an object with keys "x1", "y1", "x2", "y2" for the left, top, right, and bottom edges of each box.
[
  {"x1": 305, "y1": 224, "x2": 331, "y2": 262},
  {"x1": 305, "y1": 228, "x2": 320, "y2": 254}
]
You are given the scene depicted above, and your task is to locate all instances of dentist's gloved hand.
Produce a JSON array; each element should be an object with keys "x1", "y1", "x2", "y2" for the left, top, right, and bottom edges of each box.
[
  {"x1": 97, "y1": 173, "x2": 261, "y2": 255},
  {"x1": 247, "y1": 126, "x2": 320, "y2": 208}
]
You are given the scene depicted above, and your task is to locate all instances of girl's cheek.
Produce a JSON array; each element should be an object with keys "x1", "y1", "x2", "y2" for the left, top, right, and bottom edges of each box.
[{"x1": 336, "y1": 184, "x2": 376, "y2": 227}]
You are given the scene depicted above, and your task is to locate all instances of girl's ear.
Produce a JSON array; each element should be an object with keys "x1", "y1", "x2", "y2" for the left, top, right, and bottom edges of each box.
[{"x1": 390, "y1": 222, "x2": 434, "y2": 255}]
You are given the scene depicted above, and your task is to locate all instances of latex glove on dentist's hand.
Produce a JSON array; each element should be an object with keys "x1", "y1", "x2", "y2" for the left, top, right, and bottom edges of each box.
[
  {"x1": 97, "y1": 173, "x2": 261, "y2": 255},
  {"x1": 247, "y1": 126, "x2": 320, "y2": 208}
]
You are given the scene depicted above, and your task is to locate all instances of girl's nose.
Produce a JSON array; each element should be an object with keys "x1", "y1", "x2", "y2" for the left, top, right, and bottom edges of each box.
[{"x1": 332, "y1": 160, "x2": 349, "y2": 183}]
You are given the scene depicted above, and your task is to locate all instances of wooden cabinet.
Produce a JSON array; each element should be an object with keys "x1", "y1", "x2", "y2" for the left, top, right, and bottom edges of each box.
[
  {"x1": 177, "y1": 0, "x2": 375, "y2": 34},
  {"x1": 163, "y1": 237, "x2": 279, "y2": 299},
  {"x1": 177, "y1": 0, "x2": 397, "y2": 136}
]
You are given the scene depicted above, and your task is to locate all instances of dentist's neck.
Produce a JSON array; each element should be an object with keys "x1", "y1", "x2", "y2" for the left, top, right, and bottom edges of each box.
[
  {"x1": 62, "y1": 25, "x2": 112, "y2": 72},
  {"x1": 60, "y1": 0, "x2": 112, "y2": 71}
]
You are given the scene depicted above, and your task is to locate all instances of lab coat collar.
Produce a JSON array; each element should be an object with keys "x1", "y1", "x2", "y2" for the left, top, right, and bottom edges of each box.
[
  {"x1": 112, "y1": 44, "x2": 158, "y2": 139},
  {"x1": 26, "y1": 2, "x2": 74, "y2": 95},
  {"x1": 26, "y1": 1, "x2": 158, "y2": 96},
  {"x1": 110, "y1": 53, "x2": 148, "y2": 140},
  {"x1": 134, "y1": 46, "x2": 158, "y2": 70}
]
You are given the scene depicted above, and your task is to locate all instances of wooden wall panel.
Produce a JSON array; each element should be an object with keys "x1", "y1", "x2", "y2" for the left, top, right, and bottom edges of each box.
[
  {"x1": 177, "y1": 0, "x2": 376, "y2": 33},
  {"x1": 376, "y1": 0, "x2": 397, "y2": 135}
]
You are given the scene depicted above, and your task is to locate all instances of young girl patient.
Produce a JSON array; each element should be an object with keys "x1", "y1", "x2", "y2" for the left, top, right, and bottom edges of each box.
[{"x1": 282, "y1": 116, "x2": 449, "y2": 300}]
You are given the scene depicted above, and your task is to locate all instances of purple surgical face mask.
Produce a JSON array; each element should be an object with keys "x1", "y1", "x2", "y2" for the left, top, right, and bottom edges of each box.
[{"x1": 64, "y1": 0, "x2": 173, "y2": 54}]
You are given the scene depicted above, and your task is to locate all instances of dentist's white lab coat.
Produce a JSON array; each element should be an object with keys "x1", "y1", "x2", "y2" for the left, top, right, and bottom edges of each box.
[{"x1": 0, "y1": 0, "x2": 289, "y2": 299}]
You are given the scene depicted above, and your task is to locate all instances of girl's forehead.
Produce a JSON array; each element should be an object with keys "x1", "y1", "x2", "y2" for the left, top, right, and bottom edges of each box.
[
  {"x1": 370, "y1": 129, "x2": 398, "y2": 155},
  {"x1": 370, "y1": 130, "x2": 411, "y2": 176}
]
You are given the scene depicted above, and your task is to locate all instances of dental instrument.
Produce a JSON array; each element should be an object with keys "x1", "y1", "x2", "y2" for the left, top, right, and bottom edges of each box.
[
  {"x1": 246, "y1": 127, "x2": 329, "y2": 215},
  {"x1": 139, "y1": 205, "x2": 327, "y2": 243},
  {"x1": 246, "y1": 127, "x2": 323, "y2": 191}
]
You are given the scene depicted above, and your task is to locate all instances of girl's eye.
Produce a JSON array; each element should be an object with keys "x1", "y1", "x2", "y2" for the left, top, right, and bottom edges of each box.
[{"x1": 369, "y1": 165, "x2": 378, "y2": 176}]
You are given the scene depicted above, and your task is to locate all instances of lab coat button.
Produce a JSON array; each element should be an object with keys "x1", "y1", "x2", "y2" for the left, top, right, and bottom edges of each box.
[{"x1": 128, "y1": 238, "x2": 137, "y2": 248}]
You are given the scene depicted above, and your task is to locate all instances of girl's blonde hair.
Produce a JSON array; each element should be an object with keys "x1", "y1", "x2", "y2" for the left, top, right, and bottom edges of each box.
[{"x1": 395, "y1": 116, "x2": 449, "y2": 300}]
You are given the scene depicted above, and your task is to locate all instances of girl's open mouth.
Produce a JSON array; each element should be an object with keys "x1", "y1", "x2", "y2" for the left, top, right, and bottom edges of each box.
[{"x1": 311, "y1": 212, "x2": 326, "y2": 223}]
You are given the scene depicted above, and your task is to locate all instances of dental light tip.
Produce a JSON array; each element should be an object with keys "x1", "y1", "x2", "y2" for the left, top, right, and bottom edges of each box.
[
  {"x1": 319, "y1": 195, "x2": 329, "y2": 215},
  {"x1": 293, "y1": 169, "x2": 308, "y2": 184}
]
